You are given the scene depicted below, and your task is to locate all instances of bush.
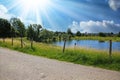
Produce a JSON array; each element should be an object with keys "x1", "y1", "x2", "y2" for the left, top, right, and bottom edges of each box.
[{"x1": 99, "y1": 32, "x2": 106, "y2": 37}]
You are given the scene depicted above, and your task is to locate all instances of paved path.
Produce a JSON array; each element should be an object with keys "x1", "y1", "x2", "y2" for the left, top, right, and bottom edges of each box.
[{"x1": 0, "y1": 48, "x2": 120, "y2": 80}]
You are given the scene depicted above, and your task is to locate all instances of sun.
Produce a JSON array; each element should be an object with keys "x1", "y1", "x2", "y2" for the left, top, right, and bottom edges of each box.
[
  {"x1": 18, "y1": 0, "x2": 52, "y2": 25},
  {"x1": 20, "y1": 0, "x2": 50, "y2": 10}
]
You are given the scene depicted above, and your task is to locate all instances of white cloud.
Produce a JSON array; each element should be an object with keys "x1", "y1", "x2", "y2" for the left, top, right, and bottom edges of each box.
[
  {"x1": 109, "y1": 0, "x2": 120, "y2": 11},
  {"x1": 0, "y1": 5, "x2": 8, "y2": 13},
  {"x1": 0, "y1": 4, "x2": 13, "y2": 19},
  {"x1": 0, "y1": 4, "x2": 29, "y2": 26},
  {"x1": 70, "y1": 20, "x2": 120, "y2": 33},
  {"x1": 69, "y1": 21, "x2": 80, "y2": 33}
]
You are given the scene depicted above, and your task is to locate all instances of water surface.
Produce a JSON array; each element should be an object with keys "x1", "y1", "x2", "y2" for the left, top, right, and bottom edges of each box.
[{"x1": 52, "y1": 40, "x2": 120, "y2": 51}]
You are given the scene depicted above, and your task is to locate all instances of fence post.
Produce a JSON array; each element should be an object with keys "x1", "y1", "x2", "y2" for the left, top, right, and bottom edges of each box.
[
  {"x1": 63, "y1": 38, "x2": 66, "y2": 53},
  {"x1": 109, "y1": 40, "x2": 112, "y2": 62},
  {"x1": 31, "y1": 38, "x2": 33, "y2": 49},
  {"x1": 12, "y1": 37, "x2": 13, "y2": 46},
  {"x1": 74, "y1": 43, "x2": 76, "y2": 50}
]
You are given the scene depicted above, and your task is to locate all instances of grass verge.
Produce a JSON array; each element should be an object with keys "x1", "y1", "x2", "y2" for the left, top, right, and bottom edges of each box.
[{"x1": 0, "y1": 38, "x2": 120, "y2": 71}]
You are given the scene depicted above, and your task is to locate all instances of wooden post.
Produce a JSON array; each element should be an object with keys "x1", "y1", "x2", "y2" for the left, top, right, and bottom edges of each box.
[
  {"x1": 63, "y1": 39, "x2": 66, "y2": 53},
  {"x1": 74, "y1": 43, "x2": 76, "y2": 50},
  {"x1": 12, "y1": 37, "x2": 13, "y2": 46},
  {"x1": 21, "y1": 36, "x2": 23, "y2": 48},
  {"x1": 31, "y1": 38, "x2": 33, "y2": 49},
  {"x1": 109, "y1": 40, "x2": 112, "y2": 61}
]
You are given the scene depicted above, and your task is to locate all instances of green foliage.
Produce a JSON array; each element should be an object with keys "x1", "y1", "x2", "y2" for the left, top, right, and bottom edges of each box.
[
  {"x1": 117, "y1": 32, "x2": 120, "y2": 37},
  {"x1": 27, "y1": 24, "x2": 34, "y2": 40},
  {"x1": 0, "y1": 18, "x2": 11, "y2": 38},
  {"x1": 10, "y1": 18, "x2": 26, "y2": 48},
  {"x1": 32, "y1": 24, "x2": 42, "y2": 41},
  {"x1": 27, "y1": 24, "x2": 42, "y2": 42},
  {"x1": 67, "y1": 28, "x2": 73, "y2": 39},
  {"x1": 27, "y1": 24, "x2": 42, "y2": 48},
  {"x1": 67, "y1": 28, "x2": 73, "y2": 35},
  {"x1": 40, "y1": 29, "x2": 54, "y2": 42},
  {"x1": 99, "y1": 32, "x2": 106, "y2": 37},
  {"x1": 10, "y1": 27, "x2": 16, "y2": 37},
  {"x1": 76, "y1": 31, "x2": 81, "y2": 36},
  {"x1": 62, "y1": 33, "x2": 68, "y2": 40},
  {"x1": 10, "y1": 18, "x2": 26, "y2": 37}
]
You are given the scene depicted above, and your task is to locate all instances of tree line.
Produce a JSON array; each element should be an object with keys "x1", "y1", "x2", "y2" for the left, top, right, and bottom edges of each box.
[
  {"x1": 0, "y1": 18, "x2": 75, "y2": 48},
  {"x1": 0, "y1": 18, "x2": 120, "y2": 48}
]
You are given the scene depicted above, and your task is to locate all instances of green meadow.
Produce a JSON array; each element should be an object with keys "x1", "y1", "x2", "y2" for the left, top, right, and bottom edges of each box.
[{"x1": 0, "y1": 38, "x2": 120, "y2": 71}]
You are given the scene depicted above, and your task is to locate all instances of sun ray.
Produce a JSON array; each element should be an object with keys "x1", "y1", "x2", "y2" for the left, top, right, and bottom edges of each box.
[
  {"x1": 50, "y1": 1, "x2": 82, "y2": 20},
  {"x1": 6, "y1": 0, "x2": 102, "y2": 31},
  {"x1": 35, "y1": 8, "x2": 43, "y2": 25},
  {"x1": 8, "y1": 0, "x2": 21, "y2": 11}
]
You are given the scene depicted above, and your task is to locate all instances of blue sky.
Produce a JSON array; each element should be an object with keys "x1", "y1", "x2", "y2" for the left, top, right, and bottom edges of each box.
[{"x1": 0, "y1": 0, "x2": 120, "y2": 33}]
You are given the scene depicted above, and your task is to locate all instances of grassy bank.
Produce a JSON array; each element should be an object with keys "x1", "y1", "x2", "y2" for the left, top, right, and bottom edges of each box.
[
  {"x1": 0, "y1": 38, "x2": 120, "y2": 71},
  {"x1": 74, "y1": 36, "x2": 120, "y2": 41}
]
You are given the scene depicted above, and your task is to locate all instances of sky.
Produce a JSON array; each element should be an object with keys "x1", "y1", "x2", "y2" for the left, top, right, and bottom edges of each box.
[{"x1": 0, "y1": 0, "x2": 120, "y2": 33}]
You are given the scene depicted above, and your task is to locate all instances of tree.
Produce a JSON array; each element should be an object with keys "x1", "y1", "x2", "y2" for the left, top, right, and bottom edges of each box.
[
  {"x1": 67, "y1": 28, "x2": 73, "y2": 40},
  {"x1": 99, "y1": 32, "x2": 106, "y2": 37},
  {"x1": 58, "y1": 33, "x2": 62, "y2": 40},
  {"x1": 40, "y1": 29, "x2": 54, "y2": 42},
  {"x1": 117, "y1": 32, "x2": 120, "y2": 37},
  {"x1": 10, "y1": 18, "x2": 17, "y2": 46},
  {"x1": 32, "y1": 24, "x2": 42, "y2": 41},
  {"x1": 62, "y1": 33, "x2": 68, "y2": 40},
  {"x1": 10, "y1": 27, "x2": 16, "y2": 46},
  {"x1": 67, "y1": 28, "x2": 73, "y2": 35},
  {"x1": 27, "y1": 24, "x2": 35, "y2": 48},
  {"x1": 0, "y1": 18, "x2": 11, "y2": 42},
  {"x1": 76, "y1": 31, "x2": 81, "y2": 36},
  {"x1": 27, "y1": 24, "x2": 42, "y2": 48},
  {"x1": 10, "y1": 18, "x2": 26, "y2": 48}
]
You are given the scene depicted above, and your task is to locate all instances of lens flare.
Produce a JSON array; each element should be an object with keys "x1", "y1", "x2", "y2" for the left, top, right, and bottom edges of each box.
[{"x1": 20, "y1": 0, "x2": 50, "y2": 10}]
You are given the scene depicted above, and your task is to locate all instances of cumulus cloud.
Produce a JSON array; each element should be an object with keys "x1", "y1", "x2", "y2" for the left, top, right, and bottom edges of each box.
[
  {"x1": 108, "y1": 0, "x2": 120, "y2": 11},
  {"x1": 69, "y1": 20, "x2": 120, "y2": 33},
  {"x1": 0, "y1": 4, "x2": 13, "y2": 19},
  {"x1": 69, "y1": 21, "x2": 80, "y2": 33}
]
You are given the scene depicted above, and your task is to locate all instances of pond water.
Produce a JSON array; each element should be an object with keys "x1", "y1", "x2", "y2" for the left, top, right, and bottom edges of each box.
[{"x1": 52, "y1": 40, "x2": 120, "y2": 51}]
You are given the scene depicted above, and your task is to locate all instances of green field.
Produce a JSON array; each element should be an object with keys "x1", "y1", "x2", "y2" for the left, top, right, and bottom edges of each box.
[{"x1": 0, "y1": 38, "x2": 120, "y2": 71}]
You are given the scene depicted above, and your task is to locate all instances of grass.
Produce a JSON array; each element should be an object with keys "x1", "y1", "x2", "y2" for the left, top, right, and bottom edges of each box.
[
  {"x1": 0, "y1": 38, "x2": 120, "y2": 71},
  {"x1": 74, "y1": 36, "x2": 120, "y2": 41}
]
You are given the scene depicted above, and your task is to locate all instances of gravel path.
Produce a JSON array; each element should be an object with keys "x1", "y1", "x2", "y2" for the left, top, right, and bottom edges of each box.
[{"x1": 0, "y1": 47, "x2": 120, "y2": 80}]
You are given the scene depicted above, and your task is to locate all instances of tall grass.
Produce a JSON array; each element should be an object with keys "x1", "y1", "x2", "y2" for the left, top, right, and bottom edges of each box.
[{"x1": 0, "y1": 38, "x2": 120, "y2": 71}]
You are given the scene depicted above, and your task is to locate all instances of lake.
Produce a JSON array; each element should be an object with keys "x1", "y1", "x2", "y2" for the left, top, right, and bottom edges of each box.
[{"x1": 52, "y1": 40, "x2": 120, "y2": 51}]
